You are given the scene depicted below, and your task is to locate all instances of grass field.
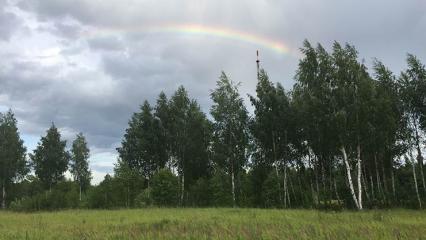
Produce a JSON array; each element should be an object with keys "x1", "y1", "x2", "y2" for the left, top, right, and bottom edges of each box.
[{"x1": 0, "y1": 208, "x2": 425, "y2": 240}]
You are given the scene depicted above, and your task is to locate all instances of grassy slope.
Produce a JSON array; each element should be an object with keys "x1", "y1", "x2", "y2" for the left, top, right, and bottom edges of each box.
[{"x1": 0, "y1": 208, "x2": 425, "y2": 240}]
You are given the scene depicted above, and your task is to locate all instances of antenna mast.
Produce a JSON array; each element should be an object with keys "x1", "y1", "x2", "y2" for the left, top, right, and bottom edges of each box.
[{"x1": 256, "y1": 50, "x2": 260, "y2": 79}]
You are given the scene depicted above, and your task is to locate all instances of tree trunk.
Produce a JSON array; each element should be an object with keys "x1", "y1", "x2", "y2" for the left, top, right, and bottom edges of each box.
[
  {"x1": 283, "y1": 165, "x2": 287, "y2": 208},
  {"x1": 413, "y1": 116, "x2": 426, "y2": 193},
  {"x1": 275, "y1": 165, "x2": 282, "y2": 205},
  {"x1": 356, "y1": 143, "x2": 363, "y2": 210},
  {"x1": 1, "y1": 181, "x2": 6, "y2": 209},
  {"x1": 382, "y1": 160, "x2": 389, "y2": 200},
  {"x1": 231, "y1": 164, "x2": 236, "y2": 208},
  {"x1": 334, "y1": 178, "x2": 341, "y2": 205},
  {"x1": 362, "y1": 168, "x2": 370, "y2": 202},
  {"x1": 417, "y1": 153, "x2": 426, "y2": 194},
  {"x1": 297, "y1": 171, "x2": 305, "y2": 207},
  {"x1": 289, "y1": 171, "x2": 295, "y2": 207},
  {"x1": 181, "y1": 172, "x2": 185, "y2": 205},
  {"x1": 314, "y1": 158, "x2": 320, "y2": 206},
  {"x1": 409, "y1": 154, "x2": 422, "y2": 209},
  {"x1": 147, "y1": 179, "x2": 150, "y2": 199},
  {"x1": 272, "y1": 133, "x2": 282, "y2": 205},
  {"x1": 321, "y1": 162, "x2": 326, "y2": 205},
  {"x1": 391, "y1": 165, "x2": 396, "y2": 201},
  {"x1": 308, "y1": 153, "x2": 318, "y2": 206},
  {"x1": 370, "y1": 175, "x2": 375, "y2": 200},
  {"x1": 127, "y1": 186, "x2": 130, "y2": 208},
  {"x1": 79, "y1": 183, "x2": 82, "y2": 202},
  {"x1": 340, "y1": 146, "x2": 360, "y2": 209},
  {"x1": 374, "y1": 154, "x2": 384, "y2": 202}
]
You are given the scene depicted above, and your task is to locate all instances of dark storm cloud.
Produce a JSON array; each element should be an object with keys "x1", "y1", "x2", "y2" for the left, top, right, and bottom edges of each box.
[{"x1": 0, "y1": 59, "x2": 131, "y2": 148}]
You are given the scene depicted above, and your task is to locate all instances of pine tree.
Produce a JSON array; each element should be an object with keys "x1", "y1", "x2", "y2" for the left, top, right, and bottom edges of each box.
[{"x1": 117, "y1": 101, "x2": 161, "y2": 182}]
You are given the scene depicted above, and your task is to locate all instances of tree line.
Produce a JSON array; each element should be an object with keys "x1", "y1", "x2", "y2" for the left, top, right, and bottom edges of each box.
[{"x1": 1, "y1": 40, "x2": 425, "y2": 211}]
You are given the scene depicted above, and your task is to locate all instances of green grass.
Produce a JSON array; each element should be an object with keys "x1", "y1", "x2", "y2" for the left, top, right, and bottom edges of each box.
[{"x1": 0, "y1": 208, "x2": 425, "y2": 239}]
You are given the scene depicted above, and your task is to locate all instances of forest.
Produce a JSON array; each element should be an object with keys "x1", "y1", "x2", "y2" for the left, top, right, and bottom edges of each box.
[{"x1": 1, "y1": 40, "x2": 425, "y2": 211}]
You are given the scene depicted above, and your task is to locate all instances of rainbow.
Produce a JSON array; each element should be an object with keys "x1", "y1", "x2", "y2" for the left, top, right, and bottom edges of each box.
[{"x1": 82, "y1": 23, "x2": 294, "y2": 56}]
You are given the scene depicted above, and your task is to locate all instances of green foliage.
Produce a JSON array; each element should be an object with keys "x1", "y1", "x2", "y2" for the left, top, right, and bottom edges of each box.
[
  {"x1": 70, "y1": 133, "x2": 91, "y2": 198},
  {"x1": 30, "y1": 123, "x2": 69, "y2": 190},
  {"x1": 135, "y1": 187, "x2": 153, "y2": 208},
  {"x1": 188, "y1": 177, "x2": 211, "y2": 207},
  {"x1": 209, "y1": 170, "x2": 233, "y2": 207},
  {"x1": 210, "y1": 72, "x2": 249, "y2": 207},
  {"x1": 117, "y1": 101, "x2": 164, "y2": 179},
  {"x1": 9, "y1": 181, "x2": 79, "y2": 211},
  {"x1": 151, "y1": 169, "x2": 179, "y2": 206},
  {"x1": 114, "y1": 159, "x2": 145, "y2": 207},
  {"x1": 262, "y1": 171, "x2": 281, "y2": 208},
  {"x1": 0, "y1": 110, "x2": 28, "y2": 208}
]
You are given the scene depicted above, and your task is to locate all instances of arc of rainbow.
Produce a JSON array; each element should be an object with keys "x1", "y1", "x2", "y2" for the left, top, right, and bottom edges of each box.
[{"x1": 82, "y1": 23, "x2": 294, "y2": 56}]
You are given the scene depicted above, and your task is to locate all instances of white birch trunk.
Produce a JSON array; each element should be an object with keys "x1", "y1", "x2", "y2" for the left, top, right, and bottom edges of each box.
[
  {"x1": 231, "y1": 166, "x2": 236, "y2": 208},
  {"x1": 357, "y1": 143, "x2": 363, "y2": 210},
  {"x1": 340, "y1": 146, "x2": 360, "y2": 209},
  {"x1": 391, "y1": 166, "x2": 396, "y2": 200},
  {"x1": 409, "y1": 154, "x2": 422, "y2": 209}
]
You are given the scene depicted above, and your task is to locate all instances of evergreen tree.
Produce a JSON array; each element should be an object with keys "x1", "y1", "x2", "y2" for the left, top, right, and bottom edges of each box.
[
  {"x1": 30, "y1": 123, "x2": 69, "y2": 191},
  {"x1": 154, "y1": 92, "x2": 171, "y2": 169},
  {"x1": 117, "y1": 101, "x2": 162, "y2": 184}
]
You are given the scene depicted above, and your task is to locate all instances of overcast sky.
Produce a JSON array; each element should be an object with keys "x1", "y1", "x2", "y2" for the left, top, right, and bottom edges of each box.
[{"x1": 0, "y1": 0, "x2": 425, "y2": 184}]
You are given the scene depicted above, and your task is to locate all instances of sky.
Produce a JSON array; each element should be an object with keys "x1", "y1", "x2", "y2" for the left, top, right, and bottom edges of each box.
[{"x1": 0, "y1": 0, "x2": 425, "y2": 184}]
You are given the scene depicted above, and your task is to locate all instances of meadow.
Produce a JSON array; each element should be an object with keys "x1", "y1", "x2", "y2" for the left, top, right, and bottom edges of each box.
[{"x1": 0, "y1": 208, "x2": 425, "y2": 240}]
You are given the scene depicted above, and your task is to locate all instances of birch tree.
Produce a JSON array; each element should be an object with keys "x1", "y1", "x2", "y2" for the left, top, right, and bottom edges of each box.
[
  {"x1": 70, "y1": 133, "x2": 91, "y2": 201},
  {"x1": 211, "y1": 72, "x2": 249, "y2": 207}
]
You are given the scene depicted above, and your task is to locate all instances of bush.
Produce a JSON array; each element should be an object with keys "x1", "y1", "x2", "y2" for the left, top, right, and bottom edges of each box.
[
  {"x1": 262, "y1": 171, "x2": 281, "y2": 208},
  {"x1": 151, "y1": 169, "x2": 179, "y2": 206},
  {"x1": 210, "y1": 170, "x2": 232, "y2": 207},
  {"x1": 9, "y1": 181, "x2": 80, "y2": 211},
  {"x1": 135, "y1": 188, "x2": 152, "y2": 208},
  {"x1": 188, "y1": 177, "x2": 211, "y2": 206}
]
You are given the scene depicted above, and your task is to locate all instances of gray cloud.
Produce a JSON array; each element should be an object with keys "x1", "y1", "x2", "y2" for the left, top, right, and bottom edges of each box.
[
  {"x1": 0, "y1": 1, "x2": 21, "y2": 40},
  {"x1": 0, "y1": 0, "x2": 424, "y2": 183},
  {"x1": 87, "y1": 36, "x2": 124, "y2": 51}
]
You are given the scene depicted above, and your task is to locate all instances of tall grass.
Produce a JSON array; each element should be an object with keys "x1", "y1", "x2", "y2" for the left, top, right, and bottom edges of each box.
[{"x1": 0, "y1": 208, "x2": 425, "y2": 239}]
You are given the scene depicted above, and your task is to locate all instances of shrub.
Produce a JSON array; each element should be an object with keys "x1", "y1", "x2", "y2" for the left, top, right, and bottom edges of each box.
[
  {"x1": 151, "y1": 169, "x2": 179, "y2": 206},
  {"x1": 135, "y1": 188, "x2": 152, "y2": 208},
  {"x1": 262, "y1": 171, "x2": 281, "y2": 208},
  {"x1": 209, "y1": 170, "x2": 232, "y2": 207}
]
